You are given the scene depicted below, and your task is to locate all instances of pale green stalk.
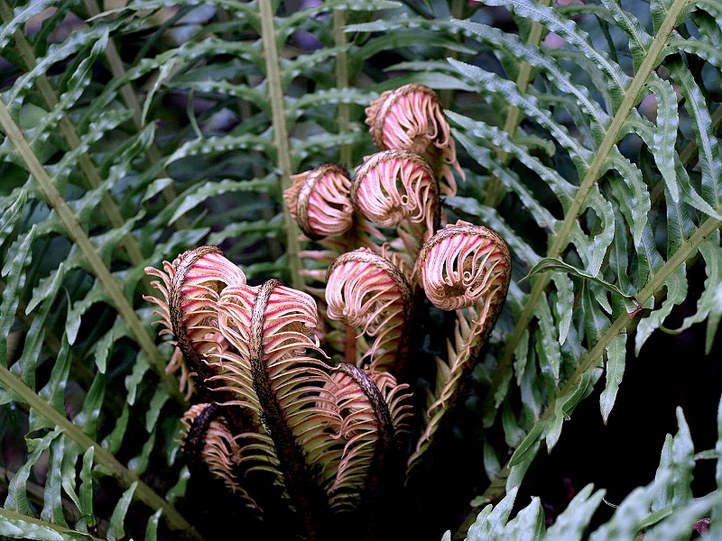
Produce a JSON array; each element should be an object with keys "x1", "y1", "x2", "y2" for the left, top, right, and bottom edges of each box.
[
  {"x1": 334, "y1": 9, "x2": 352, "y2": 168},
  {"x1": 439, "y1": 0, "x2": 470, "y2": 109},
  {"x1": 259, "y1": 0, "x2": 303, "y2": 290},
  {"x1": 483, "y1": 0, "x2": 554, "y2": 207}
]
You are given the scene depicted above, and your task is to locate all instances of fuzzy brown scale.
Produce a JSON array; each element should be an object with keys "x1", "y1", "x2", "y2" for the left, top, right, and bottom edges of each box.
[
  {"x1": 182, "y1": 402, "x2": 221, "y2": 466},
  {"x1": 247, "y1": 279, "x2": 329, "y2": 539}
]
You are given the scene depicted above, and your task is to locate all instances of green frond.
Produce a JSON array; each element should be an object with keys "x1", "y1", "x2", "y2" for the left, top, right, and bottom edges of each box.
[{"x1": 456, "y1": 404, "x2": 722, "y2": 541}]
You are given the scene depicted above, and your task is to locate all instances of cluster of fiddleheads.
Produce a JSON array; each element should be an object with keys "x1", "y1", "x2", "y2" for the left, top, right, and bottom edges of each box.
[{"x1": 146, "y1": 84, "x2": 511, "y2": 540}]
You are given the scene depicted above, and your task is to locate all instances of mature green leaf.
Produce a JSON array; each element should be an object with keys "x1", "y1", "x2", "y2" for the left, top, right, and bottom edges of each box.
[
  {"x1": 599, "y1": 331, "x2": 626, "y2": 423},
  {"x1": 107, "y1": 482, "x2": 137, "y2": 541}
]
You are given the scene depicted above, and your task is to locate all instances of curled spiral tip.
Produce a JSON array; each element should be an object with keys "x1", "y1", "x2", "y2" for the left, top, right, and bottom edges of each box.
[
  {"x1": 365, "y1": 83, "x2": 461, "y2": 195},
  {"x1": 326, "y1": 248, "x2": 412, "y2": 372},
  {"x1": 285, "y1": 163, "x2": 354, "y2": 239},
  {"x1": 326, "y1": 248, "x2": 412, "y2": 331},
  {"x1": 352, "y1": 150, "x2": 438, "y2": 232},
  {"x1": 144, "y1": 246, "x2": 247, "y2": 386},
  {"x1": 418, "y1": 221, "x2": 511, "y2": 312}
]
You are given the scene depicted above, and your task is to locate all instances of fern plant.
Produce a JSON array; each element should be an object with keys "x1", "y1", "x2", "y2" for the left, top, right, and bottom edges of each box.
[{"x1": 0, "y1": 0, "x2": 720, "y2": 540}]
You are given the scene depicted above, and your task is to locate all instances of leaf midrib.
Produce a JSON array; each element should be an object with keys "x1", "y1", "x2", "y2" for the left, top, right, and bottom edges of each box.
[{"x1": 485, "y1": 0, "x2": 692, "y2": 417}]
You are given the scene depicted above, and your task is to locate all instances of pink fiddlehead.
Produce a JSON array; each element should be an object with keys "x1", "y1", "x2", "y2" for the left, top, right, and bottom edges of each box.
[
  {"x1": 352, "y1": 150, "x2": 440, "y2": 269},
  {"x1": 407, "y1": 221, "x2": 511, "y2": 472},
  {"x1": 326, "y1": 248, "x2": 413, "y2": 374},
  {"x1": 144, "y1": 246, "x2": 247, "y2": 398},
  {"x1": 365, "y1": 83, "x2": 463, "y2": 196},
  {"x1": 180, "y1": 403, "x2": 260, "y2": 512}
]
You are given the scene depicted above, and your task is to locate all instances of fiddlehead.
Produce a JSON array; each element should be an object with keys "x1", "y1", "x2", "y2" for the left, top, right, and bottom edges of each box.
[
  {"x1": 211, "y1": 279, "x2": 333, "y2": 535},
  {"x1": 283, "y1": 163, "x2": 362, "y2": 355},
  {"x1": 146, "y1": 241, "x2": 419, "y2": 539},
  {"x1": 285, "y1": 163, "x2": 355, "y2": 241},
  {"x1": 407, "y1": 221, "x2": 511, "y2": 473},
  {"x1": 352, "y1": 150, "x2": 440, "y2": 268},
  {"x1": 145, "y1": 246, "x2": 247, "y2": 399},
  {"x1": 180, "y1": 403, "x2": 260, "y2": 512},
  {"x1": 326, "y1": 248, "x2": 414, "y2": 374},
  {"x1": 365, "y1": 83, "x2": 463, "y2": 196},
  {"x1": 143, "y1": 75, "x2": 514, "y2": 538},
  {"x1": 316, "y1": 363, "x2": 412, "y2": 512}
]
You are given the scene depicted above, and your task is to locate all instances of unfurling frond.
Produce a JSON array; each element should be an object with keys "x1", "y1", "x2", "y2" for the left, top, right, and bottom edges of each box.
[
  {"x1": 365, "y1": 83, "x2": 463, "y2": 196},
  {"x1": 180, "y1": 403, "x2": 260, "y2": 512},
  {"x1": 352, "y1": 150, "x2": 439, "y2": 238},
  {"x1": 416, "y1": 221, "x2": 511, "y2": 313},
  {"x1": 285, "y1": 164, "x2": 354, "y2": 240},
  {"x1": 145, "y1": 246, "x2": 247, "y2": 396},
  {"x1": 326, "y1": 248, "x2": 413, "y2": 374},
  {"x1": 408, "y1": 222, "x2": 511, "y2": 472},
  {"x1": 213, "y1": 279, "x2": 336, "y2": 529},
  {"x1": 317, "y1": 364, "x2": 413, "y2": 511}
]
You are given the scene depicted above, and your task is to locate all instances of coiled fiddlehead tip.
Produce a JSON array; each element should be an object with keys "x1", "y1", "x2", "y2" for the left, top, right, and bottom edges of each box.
[
  {"x1": 417, "y1": 221, "x2": 511, "y2": 312},
  {"x1": 365, "y1": 83, "x2": 461, "y2": 195},
  {"x1": 352, "y1": 150, "x2": 438, "y2": 233},
  {"x1": 144, "y1": 246, "x2": 248, "y2": 391},
  {"x1": 326, "y1": 248, "x2": 413, "y2": 373},
  {"x1": 285, "y1": 163, "x2": 354, "y2": 239}
]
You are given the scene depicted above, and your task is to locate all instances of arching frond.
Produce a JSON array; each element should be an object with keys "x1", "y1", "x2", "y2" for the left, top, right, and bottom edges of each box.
[
  {"x1": 409, "y1": 222, "x2": 511, "y2": 473},
  {"x1": 326, "y1": 249, "x2": 414, "y2": 373}
]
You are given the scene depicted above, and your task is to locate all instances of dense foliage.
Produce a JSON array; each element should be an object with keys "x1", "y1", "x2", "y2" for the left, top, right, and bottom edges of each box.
[{"x1": 0, "y1": 0, "x2": 720, "y2": 540}]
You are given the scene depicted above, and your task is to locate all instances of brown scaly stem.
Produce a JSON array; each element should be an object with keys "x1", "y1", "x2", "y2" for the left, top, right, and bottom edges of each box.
[
  {"x1": 344, "y1": 323, "x2": 358, "y2": 365},
  {"x1": 335, "y1": 363, "x2": 398, "y2": 540},
  {"x1": 249, "y1": 280, "x2": 328, "y2": 540}
]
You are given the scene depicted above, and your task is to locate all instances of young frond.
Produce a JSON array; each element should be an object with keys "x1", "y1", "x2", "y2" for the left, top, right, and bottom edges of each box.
[{"x1": 326, "y1": 248, "x2": 413, "y2": 374}]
